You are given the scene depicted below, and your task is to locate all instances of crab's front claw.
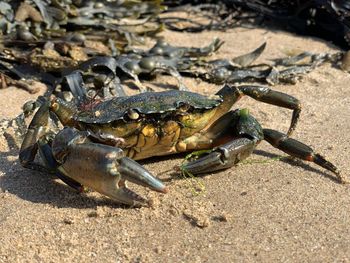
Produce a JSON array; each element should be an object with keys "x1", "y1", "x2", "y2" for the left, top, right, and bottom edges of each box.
[
  {"x1": 182, "y1": 138, "x2": 256, "y2": 175},
  {"x1": 53, "y1": 128, "x2": 167, "y2": 206},
  {"x1": 118, "y1": 157, "x2": 168, "y2": 194},
  {"x1": 97, "y1": 156, "x2": 168, "y2": 206},
  {"x1": 59, "y1": 148, "x2": 168, "y2": 206}
]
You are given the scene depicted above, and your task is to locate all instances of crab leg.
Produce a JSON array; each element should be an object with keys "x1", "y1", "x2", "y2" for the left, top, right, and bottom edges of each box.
[
  {"x1": 239, "y1": 85, "x2": 301, "y2": 136},
  {"x1": 19, "y1": 100, "x2": 51, "y2": 170},
  {"x1": 182, "y1": 109, "x2": 344, "y2": 183},
  {"x1": 53, "y1": 128, "x2": 168, "y2": 206},
  {"x1": 263, "y1": 129, "x2": 346, "y2": 183},
  {"x1": 19, "y1": 100, "x2": 83, "y2": 190},
  {"x1": 216, "y1": 85, "x2": 301, "y2": 136}
]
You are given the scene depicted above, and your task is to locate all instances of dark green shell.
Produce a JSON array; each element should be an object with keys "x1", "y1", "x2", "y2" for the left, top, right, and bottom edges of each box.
[{"x1": 76, "y1": 90, "x2": 222, "y2": 124}]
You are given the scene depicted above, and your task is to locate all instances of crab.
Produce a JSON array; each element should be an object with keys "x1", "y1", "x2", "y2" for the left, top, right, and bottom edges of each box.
[{"x1": 19, "y1": 84, "x2": 344, "y2": 206}]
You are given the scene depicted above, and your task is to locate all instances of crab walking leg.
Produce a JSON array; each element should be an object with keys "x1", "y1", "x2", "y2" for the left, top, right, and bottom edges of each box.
[
  {"x1": 0, "y1": 99, "x2": 42, "y2": 140},
  {"x1": 182, "y1": 109, "x2": 343, "y2": 182},
  {"x1": 239, "y1": 86, "x2": 301, "y2": 136},
  {"x1": 18, "y1": 100, "x2": 83, "y2": 190},
  {"x1": 52, "y1": 128, "x2": 168, "y2": 206},
  {"x1": 19, "y1": 100, "x2": 51, "y2": 169},
  {"x1": 216, "y1": 85, "x2": 301, "y2": 136},
  {"x1": 263, "y1": 129, "x2": 346, "y2": 183}
]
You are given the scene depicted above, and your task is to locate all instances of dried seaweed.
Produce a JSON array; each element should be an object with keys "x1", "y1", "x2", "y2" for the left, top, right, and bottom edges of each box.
[{"x1": 0, "y1": 0, "x2": 346, "y2": 97}]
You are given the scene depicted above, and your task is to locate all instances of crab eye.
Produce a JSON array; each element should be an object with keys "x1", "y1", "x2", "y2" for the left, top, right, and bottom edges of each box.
[
  {"x1": 176, "y1": 101, "x2": 190, "y2": 112},
  {"x1": 125, "y1": 109, "x2": 139, "y2": 120}
]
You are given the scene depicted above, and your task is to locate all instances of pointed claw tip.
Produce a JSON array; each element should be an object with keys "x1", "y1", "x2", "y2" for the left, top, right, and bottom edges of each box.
[
  {"x1": 152, "y1": 184, "x2": 168, "y2": 194},
  {"x1": 161, "y1": 186, "x2": 169, "y2": 194},
  {"x1": 337, "y1": 173, "x2": 349, "y2": 184},
  {"x1": 77, "y1": 186, "x2": 85, "y2": 193}
]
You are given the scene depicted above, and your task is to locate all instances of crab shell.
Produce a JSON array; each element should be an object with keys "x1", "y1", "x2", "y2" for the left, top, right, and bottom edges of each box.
[{"x1": 54, "y1": 90, "x2": 225, "y2": 161}]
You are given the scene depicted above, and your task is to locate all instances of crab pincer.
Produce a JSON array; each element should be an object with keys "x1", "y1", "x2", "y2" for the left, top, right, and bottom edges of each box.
[{"x1": 52, "y1": 128, "x2": 168, "y2": 206}]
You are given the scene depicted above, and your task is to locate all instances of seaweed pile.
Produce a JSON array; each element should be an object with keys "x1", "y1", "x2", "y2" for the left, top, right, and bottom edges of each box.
[{"x1": 0, "y1": 0, "x2": 346, "y2": 100}]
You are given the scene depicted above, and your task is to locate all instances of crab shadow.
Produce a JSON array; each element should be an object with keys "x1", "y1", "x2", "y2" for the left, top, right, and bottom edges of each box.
[
  {"x1": 0, "y1": 133, "x2": 128, "y2": 209},
  {"x1": 244, "y1": 149, "x2": 340, "y2": 183},
  {"x1": 0, "y1": 131, "x2": 340, "y2": 208}
]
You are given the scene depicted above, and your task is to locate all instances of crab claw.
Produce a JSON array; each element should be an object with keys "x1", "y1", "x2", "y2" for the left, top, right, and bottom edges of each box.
[
  {"x1": 52, "y1": 128, "x2": 167, "y2": 206},
  {"x1": 97, "y1": 156, "x2": 168, "y2": 206},
  {"x1": 118, "y1": 157, "x2": 168, "y2": 194},
  {"x1": 182, "y1": 138, "x2": 256, "y2": 174}
]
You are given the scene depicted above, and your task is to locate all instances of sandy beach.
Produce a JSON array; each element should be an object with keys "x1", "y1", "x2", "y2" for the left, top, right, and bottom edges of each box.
[{"x1": 1, "y1": 27, "x2": 350, "y2": 262}]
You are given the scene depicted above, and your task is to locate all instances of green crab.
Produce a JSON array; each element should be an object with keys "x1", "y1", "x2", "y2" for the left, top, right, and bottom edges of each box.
[{"x1": 19, "y1": 84, "x2": 344, "y2": 206}]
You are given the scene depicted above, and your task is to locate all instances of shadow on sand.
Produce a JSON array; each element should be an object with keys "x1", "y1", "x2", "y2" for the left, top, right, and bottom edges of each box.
[{"x1": 0, "y1": 131, "x2": 341, "y2": 208}]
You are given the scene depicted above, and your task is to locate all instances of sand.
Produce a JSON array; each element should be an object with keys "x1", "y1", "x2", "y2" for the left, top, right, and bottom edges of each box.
[{"x1": 1, "y1": 27, "x2": 350, "y2": 263}]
